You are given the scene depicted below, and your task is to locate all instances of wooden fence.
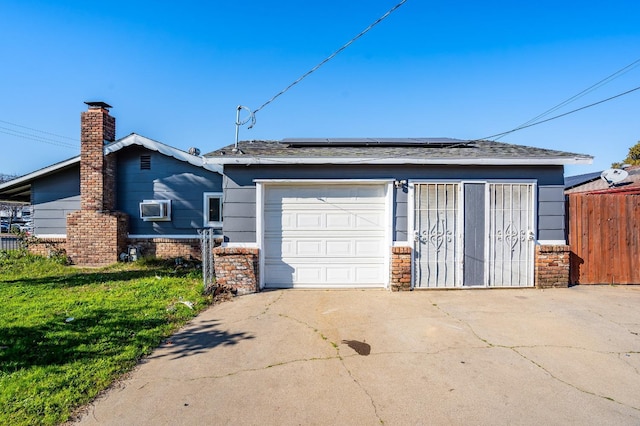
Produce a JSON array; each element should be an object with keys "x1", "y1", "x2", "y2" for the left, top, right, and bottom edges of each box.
[{"x1": 567, "y1": 190, "x2": 640, "y2": 284}]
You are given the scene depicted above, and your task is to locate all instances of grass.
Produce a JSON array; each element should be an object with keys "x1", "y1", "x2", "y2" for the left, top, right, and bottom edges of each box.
[{"x1": 0, "y1": 251, "x2": 212, "y2": 425}]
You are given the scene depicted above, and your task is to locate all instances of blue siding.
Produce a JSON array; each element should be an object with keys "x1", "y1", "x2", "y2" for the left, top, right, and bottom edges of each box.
[
  {"x1": 222, "y1": 164, "x2": 566, "y2": 243},
  {"x1": 31, "y1": 166, "x2": 80, "y2": 235},
  {"x1": 116, "y1": 147, "x2": 223, "y2": 235}
]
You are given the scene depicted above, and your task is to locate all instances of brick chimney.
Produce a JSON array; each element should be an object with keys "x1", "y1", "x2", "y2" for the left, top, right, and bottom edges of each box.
[
  {"x1": 80, "y1": 101, "x2": 116, "y2": 211},
  {"x1": 66, "y1": 102, "x2": 128, "y2": 266}
]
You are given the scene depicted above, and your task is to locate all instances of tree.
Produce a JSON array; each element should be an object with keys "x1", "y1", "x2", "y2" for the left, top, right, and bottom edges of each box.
[{"x1": 612, "y1": 140, "x2": 640, "y2": 168}]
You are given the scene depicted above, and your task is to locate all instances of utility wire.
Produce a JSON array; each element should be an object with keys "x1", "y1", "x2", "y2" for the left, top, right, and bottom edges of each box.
[
  {"x1": 477, "y1": 84, "x2": 640, "y2": 141},
  {"x1": 0, "y1": 118, "x2": 79, "y2": 142},
  {"x1": 251, "y1": 0, "x2": 407, "y2": 117},
  {"x1": 493, "y1": 57, "x2": 640, "y2": 141},
  {"x1": 0, "y1": 128, "x2": 78, "y2": 150}
]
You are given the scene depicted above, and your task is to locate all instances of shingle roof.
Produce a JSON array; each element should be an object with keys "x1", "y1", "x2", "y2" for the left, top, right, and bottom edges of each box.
[
  {"x1": 564, "y1": 171, "x2": 602, "y2": 189},
  {"x1": 205, "y1": 138, "x2": 592, "y2": 166},
  {"x1": 565, "y1": 165, "x2": 640, "y2": 194}
]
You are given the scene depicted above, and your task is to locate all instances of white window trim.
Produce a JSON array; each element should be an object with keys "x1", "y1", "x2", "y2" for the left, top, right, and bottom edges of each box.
[{"x1": 203, "y1": 192, "x2": 223, "y2": 228}]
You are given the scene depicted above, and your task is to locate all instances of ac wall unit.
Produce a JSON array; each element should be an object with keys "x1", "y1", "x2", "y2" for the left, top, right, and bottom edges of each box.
[{"x1": 139, "y1": 200, "x2": 171, "y2": 221}]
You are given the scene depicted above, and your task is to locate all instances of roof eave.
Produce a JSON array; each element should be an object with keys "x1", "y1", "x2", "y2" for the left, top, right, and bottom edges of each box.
[
  {"x1": 208, "y1": 156, "x2": 593, "y2": 166},
  {"x1": 105, "y1": 134, "x2": 223, "y2": 174},
  {"x1": 0, "y1": 156, "x2": 80, "y2": 191}
]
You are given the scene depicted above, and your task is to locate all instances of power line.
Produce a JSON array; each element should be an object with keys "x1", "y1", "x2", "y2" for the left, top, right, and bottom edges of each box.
[
  {"x1": 494, "y1": 57, "x2": 640, "y2": 141},
  {"x1": 250, "y1": 0, "x2": 407, "y2": 118},
  {"x1": 478, "y1": 84, "x2": 640, "y2": 141},
  {"x1": 0, "y1": 128, "x2": 78, "y2": 150},
  {"x1": 0, "y1": 118, "x2": 78, "y2": 142}
]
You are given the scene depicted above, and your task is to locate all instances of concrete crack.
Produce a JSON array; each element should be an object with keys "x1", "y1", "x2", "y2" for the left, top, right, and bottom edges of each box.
[
  {"x1": 336, "y1": 349, "x2": 385, "y2": 424},
  {"x1": 425, "y1": 296, "x2": 640, "y2": 412},
  {"x1": 250, "y1": 291, "x2": 285, "y2": 319},
  {"x1": 277, "y1": 312, "x2": 384, "y2": 423},
  {"x1": 425, "y1": 297, "x2": 494, "y2": 348},
  {"x1": 512, "y1": 347, "x2": 640, "y2": 412}
]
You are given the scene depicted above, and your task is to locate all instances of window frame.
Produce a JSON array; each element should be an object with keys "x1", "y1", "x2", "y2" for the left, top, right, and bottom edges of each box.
[
  {"x1": 203, "y1": 192, "x2": 223, "y2": 228},
  {"x1": 139, "y1": 199, "x2": 171, "y2": 221}
]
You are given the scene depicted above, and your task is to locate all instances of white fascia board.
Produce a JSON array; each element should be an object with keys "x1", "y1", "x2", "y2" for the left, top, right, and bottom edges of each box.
[
  {"x1": 212, "y1": 156, "x2": 593, "y2": 166},
  {"x1": 106, "y1": 134, "x2": 223, "y2": 174},
  {"x1": 0, "y1": 156, "x2": 80, "y2": 190}
]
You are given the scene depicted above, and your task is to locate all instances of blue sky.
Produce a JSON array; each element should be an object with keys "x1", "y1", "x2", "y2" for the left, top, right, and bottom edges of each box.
[{"x1": 1, "y1": 0, "x2": 639, "y2": 177}]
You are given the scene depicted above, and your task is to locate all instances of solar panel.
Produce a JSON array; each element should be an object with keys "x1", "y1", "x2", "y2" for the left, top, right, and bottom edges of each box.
[{"x1": 281, "y1": 138, "x2": 470, "y2": 147}]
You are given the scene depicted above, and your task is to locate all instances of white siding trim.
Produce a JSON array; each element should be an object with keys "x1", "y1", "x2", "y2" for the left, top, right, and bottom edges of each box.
[
  {"x1": 256, "y1": 182, "x2": 265, "y2": 290},
  {"x1": 392, "y1": 241, "x2": 412, "y2": 247},
  {"x1": 128, "y1": 234, "x2": 200, "y2": 239},
  {"x1": 222, "y1": 242, "x2": 259, "y2": 248},
  {"x1": 34, "y1": 234, "x2": 67, "y2": 239},
  {"x1": 537, "y1": 240, "x2": 567, "y2": 245}
]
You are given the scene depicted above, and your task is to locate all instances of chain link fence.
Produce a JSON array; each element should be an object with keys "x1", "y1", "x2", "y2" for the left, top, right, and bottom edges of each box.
[{"x1": 200, "y1": 228, "x2": 216, "y2": 292}]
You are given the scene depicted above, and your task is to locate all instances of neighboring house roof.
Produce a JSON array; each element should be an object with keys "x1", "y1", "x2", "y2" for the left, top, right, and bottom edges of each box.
[
  {"x1": 0, "y1": 133, "x2": 221, "y2": 203},
  {"x1": 205, "y1": 138, "x2": 593, "y2": 166},
  {"x1": 564, "y1": 171, "x2": 602, "y2": 189},
  {"x1": 565, "y1": 165, "x2": 640, "y2": 194},
  {"x1": 0, "y1": 156, "x2": 80, "y2": 202}
]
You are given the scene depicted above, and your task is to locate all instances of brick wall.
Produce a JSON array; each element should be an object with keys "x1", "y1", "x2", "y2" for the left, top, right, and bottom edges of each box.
[
  {"x1": 27, "y1": 237, "x2": 67, "y2": 258},
  {"x1": 390, "y1": 246, "x2": 412, "y2": 291},
  {"x1": 213, "y1": 247, "x2": 259, "y2": 294},
  {"x1": 535, "y1": 244, "x2": 570, "y2": 288},
  {"x1": 67, "y1": 211, "x2": 128, "y2": 266},
  {"x1": 128, "y1": 237, "x2": 206, "y2": 260}
]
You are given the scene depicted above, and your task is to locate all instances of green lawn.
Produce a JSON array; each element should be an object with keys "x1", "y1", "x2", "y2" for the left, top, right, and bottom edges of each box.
[{"x1": 0, "y1": 251, "x2": 212, "y2": 425}]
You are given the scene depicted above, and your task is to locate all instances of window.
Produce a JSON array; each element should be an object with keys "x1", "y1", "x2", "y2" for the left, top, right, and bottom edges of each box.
[
  {"x1": 204, "y1": 192, "x2": 223, "y2": 227},
  {"x1": 139, "y1": 200, "x2": 171, "y2": 221}
]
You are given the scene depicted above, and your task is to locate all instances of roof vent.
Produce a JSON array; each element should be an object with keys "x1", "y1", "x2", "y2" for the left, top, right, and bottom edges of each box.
[
  {"x1": 140, "y1": 155, "x2": 151, "y2": 170},
  {"x1": 188, "y1": 147, "x2": 201, "y2": 156}
]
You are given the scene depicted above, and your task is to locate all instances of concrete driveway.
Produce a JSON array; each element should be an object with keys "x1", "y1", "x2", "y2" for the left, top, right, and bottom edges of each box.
[{"x1": 74, "y1": 286, "x2": 640, "y2": 425}]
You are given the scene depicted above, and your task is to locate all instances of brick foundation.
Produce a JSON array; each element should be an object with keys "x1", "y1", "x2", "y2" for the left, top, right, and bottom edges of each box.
[
  {"x1": 535, "y1": 244, "x2": 570, "y2": 288},
  {"x1": 27, "y1": 237, "x2": 68, "y2": 258},
  {"x1": 213, "y1": 247, "x2": 259, "y2": 295},
  {"x1": 390, "y1": 246, "x2": 412, "y2": 291},
  {"x1": 128, "y1": 237, "x2": 212, "y2": 260}
]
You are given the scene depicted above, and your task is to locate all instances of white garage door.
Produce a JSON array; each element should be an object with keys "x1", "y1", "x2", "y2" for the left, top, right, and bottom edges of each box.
[{"x1": 263, "y1": 184, "x2": 388, "y2": 288}]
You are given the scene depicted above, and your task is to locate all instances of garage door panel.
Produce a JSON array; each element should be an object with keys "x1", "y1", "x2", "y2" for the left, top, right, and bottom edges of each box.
[
  {"x1": 296, "y1": 240, "x2": 323, "y2": 256},
  {"x1": 296, "y1": 213, "x2": 322, "y2": 228},
  {"x1": 264, "y1": 184, "x2": 387, "y2": 288},
  {"x1": 325, "y1": 240, "x2": 352, "y2": 256},
  {"x1": 326, "y1": 212, "x2": 352, "y2": 228}
]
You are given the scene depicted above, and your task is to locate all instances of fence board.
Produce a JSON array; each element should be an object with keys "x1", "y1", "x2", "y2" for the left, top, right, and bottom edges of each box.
[{"x1": 568, "y1": 192, "x2": 640, "y2": 284}]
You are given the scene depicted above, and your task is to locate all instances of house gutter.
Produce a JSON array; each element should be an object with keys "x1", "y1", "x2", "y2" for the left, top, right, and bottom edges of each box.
[{"x1": 205, "y1": 156, "x2": 593, "y2": 166}]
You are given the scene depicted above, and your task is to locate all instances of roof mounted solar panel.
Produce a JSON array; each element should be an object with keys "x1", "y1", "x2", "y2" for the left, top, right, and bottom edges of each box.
[{"x1": 281, "y1": 138, "x2": 471, "y2": 147}]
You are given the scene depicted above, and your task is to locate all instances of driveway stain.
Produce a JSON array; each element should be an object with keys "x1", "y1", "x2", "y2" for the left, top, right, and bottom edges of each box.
[{"x1": 342, "y1": 340, "x2": 371, "y2": 356}]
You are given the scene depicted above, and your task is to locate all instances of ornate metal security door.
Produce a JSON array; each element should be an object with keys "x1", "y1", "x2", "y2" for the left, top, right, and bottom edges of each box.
[
  {"x1": 487, "y1": 183, "x2": 535, "y2": 287},
  {"x1": 413, "y1": 183, "x2": 461, "y2": 288}
]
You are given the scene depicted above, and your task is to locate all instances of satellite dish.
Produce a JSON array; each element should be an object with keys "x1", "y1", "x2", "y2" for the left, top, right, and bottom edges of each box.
[
  {"x1": 600, "y1": 168, "x2": 629, "y2": 186},
  {"x1": 188, "y1": 147, "x2": 201, "y2": 156}
]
